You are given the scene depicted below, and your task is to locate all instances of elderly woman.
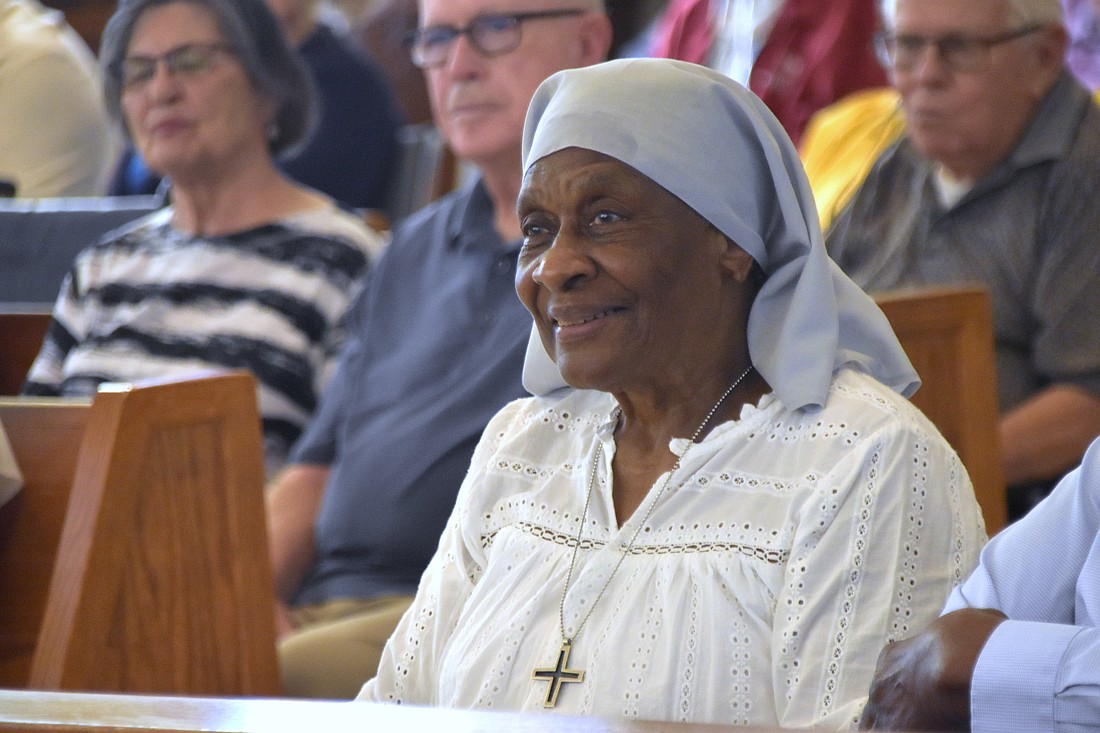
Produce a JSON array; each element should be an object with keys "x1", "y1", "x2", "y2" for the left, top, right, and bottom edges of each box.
[
  {"x1": 109, "y1": 0, "x2": 405, "y2": 211},
  {"x1": 357, "y1": 59, "x2": 985, "y2": 728},
  {"x1": 23, "y1": 0, "x2": 382, "y2": 471}
]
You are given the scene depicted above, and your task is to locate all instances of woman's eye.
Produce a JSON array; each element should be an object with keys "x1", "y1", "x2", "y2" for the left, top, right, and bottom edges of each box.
[
  {"x1": 592, "y1": 210, "x2": 622, "y2": 225},
  {"x1": 521, "y1": 222, "x2": 549, "y2": 239},
  {"x1": 519, "y1": 217, "x2": 556, "y2": 256},
  {"x1": 520, "y1": 211, "x2": 558, "y2": 237}
]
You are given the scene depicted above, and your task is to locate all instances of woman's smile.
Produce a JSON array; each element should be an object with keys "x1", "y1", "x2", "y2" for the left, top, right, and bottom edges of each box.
[{"x1": 550, "y1": 305, "x2": 626, "y2": 339}]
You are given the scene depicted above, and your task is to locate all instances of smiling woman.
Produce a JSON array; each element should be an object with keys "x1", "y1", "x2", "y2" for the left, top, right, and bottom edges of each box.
[
  {"x1": 516, "y1": 147, "x2": 756, "y2": 411},
  {"x1": 22, "y1": 0, "x2": 383, "y2": 473},
  {"x1": 355, "y1": 58, "x2": 987, "y2": 729}
]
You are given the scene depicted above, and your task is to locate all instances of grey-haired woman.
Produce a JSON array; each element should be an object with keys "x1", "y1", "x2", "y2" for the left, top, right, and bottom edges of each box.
[{"x1": 24, "y1": 0, "x2": 382, "y2": 472}]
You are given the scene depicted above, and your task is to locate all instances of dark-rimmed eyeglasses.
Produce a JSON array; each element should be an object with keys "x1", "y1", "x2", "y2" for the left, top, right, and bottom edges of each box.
[
  {"x1": 119, "y1": 42, "x2": 236, "y2": 90},
  {"x1": 875, "y1": 25, "x2": 1043, "y2": 73},
  {"x1": 405, "y1": 9, "x2": 586, "y2": 69}
]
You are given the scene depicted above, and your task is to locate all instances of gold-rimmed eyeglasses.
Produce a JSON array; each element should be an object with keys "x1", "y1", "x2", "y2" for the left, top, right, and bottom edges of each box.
[
  {"x1": 875, "y1": 25, "x2": 1043, "y2": 73},
  {"x1": 405, "y1": 9, "x2": 586, "y2": 69},
  {"x1": 119, "y1": 42, "x2": 236, "y2": 90}
]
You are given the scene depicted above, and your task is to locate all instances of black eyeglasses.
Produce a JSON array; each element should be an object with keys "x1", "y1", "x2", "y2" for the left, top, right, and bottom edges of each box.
[
  {"x1": 405, "y1": 9, "x2": 586, "y2": 69},
  {"x1": 119, "y1": 42, "x2": 236, "y2": 90},
  {"x1": 875, "y1": 25, "x2": 1043, "y2": 73}
]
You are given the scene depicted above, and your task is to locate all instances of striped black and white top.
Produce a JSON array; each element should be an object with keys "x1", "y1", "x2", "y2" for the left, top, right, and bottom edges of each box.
[{"x1": 24, "y1": 205, "x2": 383, "y2": 472}]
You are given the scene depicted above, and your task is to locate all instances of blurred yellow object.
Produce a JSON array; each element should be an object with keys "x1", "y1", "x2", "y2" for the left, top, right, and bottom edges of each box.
[{"x1": 800, "y1": 87, "x2": 906, "y2": 233}]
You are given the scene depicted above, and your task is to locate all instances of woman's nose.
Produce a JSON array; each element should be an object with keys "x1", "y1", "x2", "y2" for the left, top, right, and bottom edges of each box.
[
  {"x1": 146, "y1": 61, "x2": 184, "y2": 102},
  {"x1": 531, "y1": 230, "x2": 596, "y2": 292}
]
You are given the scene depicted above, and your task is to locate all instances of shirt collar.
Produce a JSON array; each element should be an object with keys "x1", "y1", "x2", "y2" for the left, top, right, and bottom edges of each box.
[
  {"x1": 1004, "y1": 70, "x2": 1091, "y2": 170},
  {"x1": 445, "y1": 175, "x2": 522, "y2": 254}
]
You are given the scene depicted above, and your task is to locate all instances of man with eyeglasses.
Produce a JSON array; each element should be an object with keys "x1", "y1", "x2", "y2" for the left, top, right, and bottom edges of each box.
[
  {"x1": 266, "y1": 0, "x2": 611, "y2": 700},
  {"x1": 826, "y1": 0, "x2": 1100, "y2": 523}
]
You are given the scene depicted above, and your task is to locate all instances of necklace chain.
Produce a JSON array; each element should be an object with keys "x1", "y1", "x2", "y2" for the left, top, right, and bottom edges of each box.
[{"x1": 556, "y1": 364, "x2": 755, "y2": 645}]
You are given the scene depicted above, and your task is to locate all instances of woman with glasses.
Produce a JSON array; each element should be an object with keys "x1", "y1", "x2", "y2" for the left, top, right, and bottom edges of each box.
[
  {"x1": 23, "y1": 0, "x2": 383, "y2": 474},
  {"x1": 108, "y1": 0, "x2": 406, "y2": 212}
]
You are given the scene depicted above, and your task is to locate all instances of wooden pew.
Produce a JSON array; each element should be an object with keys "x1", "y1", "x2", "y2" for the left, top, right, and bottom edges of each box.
[
  {"x1": 875, "y1": 285, "x2": 1007, "y2": 534},
  {"x1": 41, "y1": 1, "x2": 117, "y2": 53},
  {"x1": 0, "y1": 371, "x2": 280, "y2": 695},
  {"x1": 0, "y1": 688, "x2": 814, "y2": 733},
  {"x1": 0, "y1": 396, "x2": 88, "y2": 686},
  {"x1": 0, "y1": 310, "x2": 51, "y2": 396}
]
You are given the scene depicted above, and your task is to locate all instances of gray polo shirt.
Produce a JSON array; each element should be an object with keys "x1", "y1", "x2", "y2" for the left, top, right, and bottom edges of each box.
[
  {"x1": 827, "y1": 71, "x2": 1100, "y2": 412},
  {"x1": 290, "y1": 178, "x2": 531, "y2": 604}
]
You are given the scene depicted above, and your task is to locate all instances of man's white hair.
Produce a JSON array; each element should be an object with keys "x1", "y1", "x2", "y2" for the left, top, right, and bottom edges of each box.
[
  {"x1": 1005, "y1": 0, "x2": 1065, "y2": 24},
  {"x1": 880, "y1": 0, "x2": 1064, "y2": 29},
  {"x1": 419, "y1": 0, "x2": 607, "y2": 15},
  {"x1": 532, "y1": 0, "x2": 606, "y2": 11}
]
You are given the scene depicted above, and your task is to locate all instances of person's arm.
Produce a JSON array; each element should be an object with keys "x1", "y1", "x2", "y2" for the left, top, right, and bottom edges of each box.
[
  {"x1": 1020, "y1": 157, "x2": 1100, "y2": 486},
  {"x1": 955, "y1": 447, "x2": 1100, "y2": 733},
  {"x1": 864, "y1": 439, "x2": 1100, "y2": 731},
  {"x1": 969, "y1": 619, "x2": 1100, "y2": 733},
  {"x1": 1000, "y1": 384, "x2": 1100, "y2": 486},
  {"x1": 266, "y1": 256, "x2": 377, "y2": 633},
  {"x1": 267, "y1": 464, "x2": 329, "y2": 604},
  {"x1": 861, "y1": 611, "x2": 1100, "y2": 732},
  {"x1": 23, "y1": 270, "x2": 87, "y2": 395},
  {"x1": 772, "y1": 418, "x2": 986, "y2": 729}
]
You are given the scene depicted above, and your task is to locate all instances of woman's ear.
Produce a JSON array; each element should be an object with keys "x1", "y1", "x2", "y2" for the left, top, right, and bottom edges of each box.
[{"x1": 718, "y1": 235, "x2": 756, "y2": 284}]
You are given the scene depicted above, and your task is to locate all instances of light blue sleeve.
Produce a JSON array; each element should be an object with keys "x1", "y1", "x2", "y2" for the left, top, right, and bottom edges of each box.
[
  {"x1": 945, "y1": 445, "x2": 1100, "y2": 620},
  {"x1": 970, "y1": 620, "x2": 1089, "y2": 732},
  {"x1": 943, "y1": 438, "x2": 1100, "y2": 733}
]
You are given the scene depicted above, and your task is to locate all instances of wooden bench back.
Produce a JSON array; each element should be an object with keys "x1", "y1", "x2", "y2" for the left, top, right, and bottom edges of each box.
[
  {"x1": 0, "y1": 687, "x2": 801, "y2": 733},
  {"x1": 875, "y1": 285, "x2": 1007, "y2": 533},
  {"x1": 0, "y1": 310, "x2": 51, "y2": 396},
  {"x1": 0, "y1": 398, "x2": 89, "y2": 686},
  {"x1": 0, "y1": 371, "x2": 280, "y2": 695}
]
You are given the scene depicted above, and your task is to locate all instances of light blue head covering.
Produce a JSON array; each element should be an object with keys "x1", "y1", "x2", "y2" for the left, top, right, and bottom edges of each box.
[{"x1": 519, "y1": 58, "x2": 917, "y2": 410}]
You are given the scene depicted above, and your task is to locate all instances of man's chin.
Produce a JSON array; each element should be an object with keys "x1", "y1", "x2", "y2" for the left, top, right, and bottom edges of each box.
[
  {"x1": 909, "y1": 134, "x2": 960, "y2": 164},
  {"x1": 445, "y1": 119, "x2": 520, "y2": 158}
]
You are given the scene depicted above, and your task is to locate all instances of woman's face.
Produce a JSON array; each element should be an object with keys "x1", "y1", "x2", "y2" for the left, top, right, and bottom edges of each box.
[
  {"x1": 516, "y1": 147, "x2": 755, "y2": 395},
  {"x1": 121, "y1": 2, "x2": 273, "y2": 183}
]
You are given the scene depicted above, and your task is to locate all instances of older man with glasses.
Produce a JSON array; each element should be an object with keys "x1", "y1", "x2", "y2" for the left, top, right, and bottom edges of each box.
[
  {"x1": 826, "y1": 0, "x2": 1100, "y2": 522},
  {"x1": 266, "y1": 0, "x2": 611, "y2": 700}
]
